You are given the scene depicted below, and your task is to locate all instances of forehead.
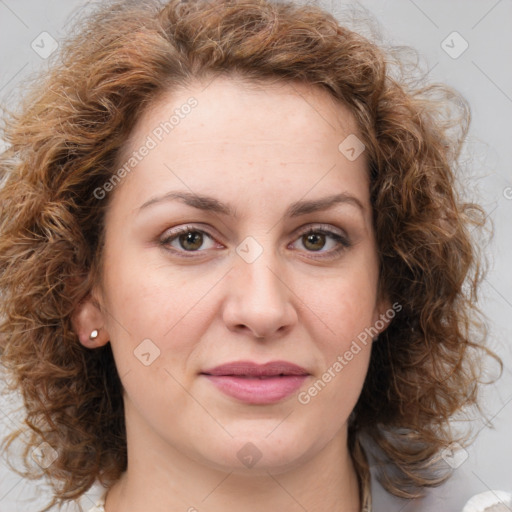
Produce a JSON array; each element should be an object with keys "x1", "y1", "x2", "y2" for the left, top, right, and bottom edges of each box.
[
  {"x1": 128, "y1": 75, "x2": 360, "y2": 157},
  {"x1": 109, "y1": 75, "x2": 369, "y2": 216}
]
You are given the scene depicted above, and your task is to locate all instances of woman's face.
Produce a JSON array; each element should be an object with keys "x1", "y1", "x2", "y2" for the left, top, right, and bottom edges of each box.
[{"x1": 84, "y1": 76, "x2": 389, "y2": 475}]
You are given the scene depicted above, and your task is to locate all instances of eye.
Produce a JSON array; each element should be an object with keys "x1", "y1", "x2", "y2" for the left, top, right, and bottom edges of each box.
[
  {"x1": 159, "y1": 224, "x2": 351, "y2": 260},
  {"x1": 290, "y1": 225, "x2": 351, "y2": 259},
  {"x1": 159, "y1": 225, "x2": 219, "y2": 256}
]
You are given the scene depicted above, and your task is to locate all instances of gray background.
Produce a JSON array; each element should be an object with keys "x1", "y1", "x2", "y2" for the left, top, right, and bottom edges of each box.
[{"x1": 0, "y1": 1, "x2": 511, "y2": 511}]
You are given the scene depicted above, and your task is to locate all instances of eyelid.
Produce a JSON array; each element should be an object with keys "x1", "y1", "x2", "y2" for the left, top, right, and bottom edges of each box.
[
  {"x1": 290, "y1": 224, "x2": 351, "y2": 259},
  {"x1": 293, "y1": 223, "x2": 347, "y2": 240},
  {"x1": 158, "y1": 224, "x2": 221, "y2": 256},
  {"x1": 159, "y1": 223, "x2": 351, "y2": 258}
]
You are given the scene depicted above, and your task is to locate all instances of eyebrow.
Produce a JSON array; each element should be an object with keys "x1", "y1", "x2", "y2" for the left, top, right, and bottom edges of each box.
[{"x1": 137, "y1": 190, "x2": 365, "y2": 218}]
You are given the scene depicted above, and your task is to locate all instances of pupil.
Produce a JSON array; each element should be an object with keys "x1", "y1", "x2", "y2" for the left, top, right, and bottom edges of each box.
[
  {"x1": 304, "y1": 233, "x2": 325, "y2": 251},
  {"x1": 180, "y1": 231, "x2": 202, "y2": 250}
]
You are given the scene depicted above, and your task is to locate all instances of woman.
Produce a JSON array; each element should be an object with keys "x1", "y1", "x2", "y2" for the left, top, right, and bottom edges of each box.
[{"x1": 0, "y1": 1, "x2": 500, "y2": 511}]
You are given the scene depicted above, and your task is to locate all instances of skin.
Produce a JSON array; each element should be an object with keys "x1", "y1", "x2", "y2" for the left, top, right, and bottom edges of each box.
[{"x1": 72, "y1": 76, "x2": 390, "y2": 512}]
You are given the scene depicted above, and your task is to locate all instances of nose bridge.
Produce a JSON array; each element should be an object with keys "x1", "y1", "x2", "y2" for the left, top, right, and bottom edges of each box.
[
  {"x1": 235, "y1": 234, "x2": 286, "y2": 304},
  {"x1": 223, "y1": 234, "x2": 296, "y2": 338}
]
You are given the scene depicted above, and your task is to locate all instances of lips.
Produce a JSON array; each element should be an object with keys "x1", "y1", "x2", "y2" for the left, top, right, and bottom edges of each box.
[
  {"x1": 200, "y1": 360, "x2": 310, "y2": 404},
  {"x1": 201, "y1": 360, "x2": 310, "y2": 377}
]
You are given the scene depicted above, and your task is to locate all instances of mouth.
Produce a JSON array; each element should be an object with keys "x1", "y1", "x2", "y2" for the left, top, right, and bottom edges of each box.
[
  {"x1": 200, "y1": 360, "x2": 310, "y2": 378},
  {"x1": 200, "y1": 360, "x2": 310, "y2": 404},
  {"x1": 207, "y1": 375, "x2": 292, "y2": 379}
]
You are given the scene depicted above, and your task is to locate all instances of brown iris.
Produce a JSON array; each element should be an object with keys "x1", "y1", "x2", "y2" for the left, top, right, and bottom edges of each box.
[
  {"x1": 179, "y1": 231, "x2": 204, "y2": 250},
  {"x1": 302, "y1": 232, "x2": 326, "y2": 251}
]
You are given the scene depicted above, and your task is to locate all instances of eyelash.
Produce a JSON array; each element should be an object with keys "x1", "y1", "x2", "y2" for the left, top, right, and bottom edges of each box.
[{"x1": 159, "y1": 224, "x2": 351, "y2": 260}]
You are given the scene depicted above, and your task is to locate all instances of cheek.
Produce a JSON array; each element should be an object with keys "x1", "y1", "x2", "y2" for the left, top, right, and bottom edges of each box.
[
  {"x1": 103, "y1": 249, "x2": 192, "y2": 334},
  {"x1": 309, "y1": 265, "x2": 379, "y2": 348},
  {"x1": 298, "y1": 272, "x2": 376, "y2": 419},
  {"x1": 101, "y1": 263, "x2": 201, "y2": 416},
  {"x1": 101, "y1": 254, "x2": 217, "y2": 376}
]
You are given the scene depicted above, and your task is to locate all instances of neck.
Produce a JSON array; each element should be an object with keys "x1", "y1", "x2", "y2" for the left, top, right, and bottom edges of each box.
[{"x1": 104, "y1": 400, "x2": 361, "y2": 512}]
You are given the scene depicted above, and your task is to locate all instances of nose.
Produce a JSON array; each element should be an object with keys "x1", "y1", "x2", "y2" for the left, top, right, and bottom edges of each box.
[{"x1": 222, "y1": 248, "x2": 298, "y2": 340}]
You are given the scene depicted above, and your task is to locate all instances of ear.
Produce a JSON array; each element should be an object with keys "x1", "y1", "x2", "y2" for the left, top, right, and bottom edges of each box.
[
  {"x1": 71, "y1": 292, "x2": 110, "y2": 349},
  {"x1": 371, "y1": 294, "x2": 395, "y2": 340}
]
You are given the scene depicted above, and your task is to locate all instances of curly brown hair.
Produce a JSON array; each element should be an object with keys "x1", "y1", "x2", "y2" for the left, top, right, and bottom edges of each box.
[{"x1": 0, "y1": 0, "x2": 500, "y2": 510}]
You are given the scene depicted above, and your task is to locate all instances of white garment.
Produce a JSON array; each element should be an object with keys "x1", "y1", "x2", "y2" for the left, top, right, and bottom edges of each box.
[
  {"x1": 86, "y1": 483, "x2": 512, "y2": 511},
  {"x1": 87, "y1": 490, "x2": 107, "y2": 512},
  {"x1": 462, "y1": 490, "x2": 512, "y2": 511}
]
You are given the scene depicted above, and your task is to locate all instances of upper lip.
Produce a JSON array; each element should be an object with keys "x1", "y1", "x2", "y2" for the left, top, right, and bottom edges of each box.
[{"x1": 201, "y1": 360, "x2": 309, "y2": 377}]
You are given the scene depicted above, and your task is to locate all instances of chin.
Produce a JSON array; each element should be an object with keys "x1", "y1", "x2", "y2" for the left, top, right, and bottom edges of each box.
[{"x1": 192, "y1": 429, "x2": 316, "y2": 475}]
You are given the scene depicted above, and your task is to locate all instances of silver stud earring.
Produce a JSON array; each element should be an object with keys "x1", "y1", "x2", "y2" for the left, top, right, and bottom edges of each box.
[{"x1": 89, "y1": 329, "x2": 99, "y2": 340}]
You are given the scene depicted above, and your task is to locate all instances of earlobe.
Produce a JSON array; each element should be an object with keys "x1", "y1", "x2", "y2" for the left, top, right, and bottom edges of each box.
[{"x1": 71, "y1": 295, "x2": 109, "y2": 348}]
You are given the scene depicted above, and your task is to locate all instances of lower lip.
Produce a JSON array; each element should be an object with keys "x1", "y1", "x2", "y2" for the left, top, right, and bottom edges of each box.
[{"x1": 202, "y1": 375, "x2": 309, "y2": 404}]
